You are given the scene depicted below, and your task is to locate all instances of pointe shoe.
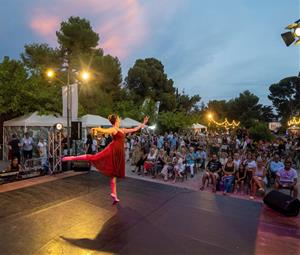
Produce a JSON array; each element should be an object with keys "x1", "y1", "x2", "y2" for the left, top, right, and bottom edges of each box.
[{"x1": 111, "y1": 193, "x2": 120, "y2": 204}]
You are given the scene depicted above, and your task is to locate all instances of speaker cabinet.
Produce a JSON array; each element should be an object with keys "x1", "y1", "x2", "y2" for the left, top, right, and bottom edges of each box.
[
  {"x1": 263, "y1": 190, "x2": 300, "y2": 217},
  {"x1": 71, "y1": 121, "x2": 82, "y2": 140},
  {"x1": 71, "y1": 161, "x2": 91, "y2": 171}
]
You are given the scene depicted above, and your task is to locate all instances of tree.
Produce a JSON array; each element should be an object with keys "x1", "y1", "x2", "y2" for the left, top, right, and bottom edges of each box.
[
  {"x1": 206, "y1": 91, "x2": 275, "y2": 128},
  {"x1": 268, "y1": 76, "x2": 300, "y2": 123},
  {"x1": 176, "y1": 91, "x2": 201, "y2": 113},
  {"x1": 56, "y1": 16, "x2": 99, "y2": 55},
  {"x1": 21, "y1": 44, "x2": 62, "y2": 75},
  {"x1": 249, "y1": 122, "x2": 274, "y2": 142},
  {"x1": 158, "y1": 111, "x2": 194, "y2": 132},
  {"x1": 125, "y1": 58, "x2": 177, "y2": 112},
  {"x1": 21, "y1": 17, "x2": 123, "y2": 118}
]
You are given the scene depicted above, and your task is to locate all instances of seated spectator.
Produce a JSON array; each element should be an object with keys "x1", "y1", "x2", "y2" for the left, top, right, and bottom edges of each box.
[
  {"x1": 222, "y1": 156, "x2": 236, "y2": 195},
  {"x1": 200, "y1": 154, "x2": 222, "y2": 192},
  {"x1": 233, "y1": 152, "x2": 241, "y2": 169},
  {"x1": 219, "y1": 151, "x2": 228, "y2": 166},
  {"x1": 199, "y1": 146, "x2": 207, "y2": 169},
  {"x1": 144, "y1": 147, "x2": 157, "y2": 174},
  {"x1": 152, "y1": 149, "x2": 166, "y2": 178},
  {"x1": 131, "y1": 144, "x2": 143, "y2": 172},
  {"x1": 275, "y1": 157, "x2": 298, "y2": 198},
  {"x1": 5, "y1": 157, "x2": 22, "y2": 179},
  {"x1": 135, "y1": 145, "x2": 148, "y2": 175},
  {"x1": 250, "y1": 158, "x2": 267, "y2": 199},
  {"x1": 235, "y1": 163, "x2": 247, "y2": 194},
  {"x1": 269, "y1": 154, "x2": 284, "y2": 179},
  {"x1": 186, "y1": 146, "x2": 196, "y2": 178},
  {"x1": 173, "y1": 152, "x2": 185, "y2": 183},
  {"x1": 160, "y1": 154, "x2": 173, "y2": 181}
]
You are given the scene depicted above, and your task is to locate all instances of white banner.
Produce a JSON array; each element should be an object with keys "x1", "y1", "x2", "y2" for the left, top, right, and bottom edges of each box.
[{"x1": 62, "y1": 83, "x2": 78, "y2": 120}]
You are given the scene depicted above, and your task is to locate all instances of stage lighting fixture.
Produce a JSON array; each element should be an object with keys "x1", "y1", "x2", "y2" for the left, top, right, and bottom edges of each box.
[
  {"x1": 281, "y1": 19, "x2": 300, "y2": 46},
  {"x1": 54, "y1": 123, "x2": 63, "y2": 131}
]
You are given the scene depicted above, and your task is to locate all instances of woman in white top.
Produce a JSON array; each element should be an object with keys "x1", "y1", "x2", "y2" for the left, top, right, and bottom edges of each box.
[{"x1": 251, "y1": 157, "x2": 267, "y2": 199}]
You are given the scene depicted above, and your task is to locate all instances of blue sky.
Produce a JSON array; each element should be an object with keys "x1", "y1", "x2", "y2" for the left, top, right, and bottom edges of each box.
[{"x1": 0, "y1": 0, "x2": 299, "y2": 105}]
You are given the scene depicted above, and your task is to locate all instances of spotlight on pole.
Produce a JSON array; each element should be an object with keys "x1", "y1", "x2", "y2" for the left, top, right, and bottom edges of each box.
[
  {"x1": 54, "y1": 123, "x2": 63, "y2": 131},
  {"x1": 281, "y1": 19, "x2": 300, "y2": 46}
]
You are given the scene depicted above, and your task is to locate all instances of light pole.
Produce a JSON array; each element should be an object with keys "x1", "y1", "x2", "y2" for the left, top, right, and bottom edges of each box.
[{"x1": 46, "y1": 68, "x2": 90, "y2": 155}]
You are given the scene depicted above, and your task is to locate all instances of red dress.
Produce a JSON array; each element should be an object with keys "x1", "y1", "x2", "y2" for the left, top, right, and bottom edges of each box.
[{"x1": 63, "y1": 131, "x2": 125, "y2": 178}]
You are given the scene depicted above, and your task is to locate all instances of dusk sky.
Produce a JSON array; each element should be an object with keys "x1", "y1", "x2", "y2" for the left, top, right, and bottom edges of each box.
[{"x1": 0, "y1": 0, "x2": 299, "y2": 105}]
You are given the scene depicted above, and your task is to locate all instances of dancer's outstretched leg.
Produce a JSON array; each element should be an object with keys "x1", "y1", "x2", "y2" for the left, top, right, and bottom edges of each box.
[
  {"x1": 62, "y1": 154, "x2": 95, "y2": 161},
  {"x1": 110, "y1": 177, "x2": 120, "y2": 204}
]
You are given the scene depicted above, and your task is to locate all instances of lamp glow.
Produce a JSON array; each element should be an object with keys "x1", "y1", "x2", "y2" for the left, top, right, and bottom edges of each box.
[
  {"x1": 80, "y1": 71, "x2": 90, "y2": 81},
  {"x1": 46, "y1": 69, "x2": 55, "y2": 78}
]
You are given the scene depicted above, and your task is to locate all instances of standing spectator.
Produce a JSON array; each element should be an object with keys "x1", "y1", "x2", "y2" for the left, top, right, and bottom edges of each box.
[
  {"x1": 8, "y1": 134, "x2": 21, "y2": 163},
  {"x1": 85, "y1": 134, "x2": 94, "y2": 154},
  {"x1": 22, "y1": 132, "x2": 34, "y2": 163},
  {"x1": 275, "y1": 157, "x2": 298, "y2": 198},
  {"x1": 37, "y1": 138, "x2": 48, "y2": 175}
]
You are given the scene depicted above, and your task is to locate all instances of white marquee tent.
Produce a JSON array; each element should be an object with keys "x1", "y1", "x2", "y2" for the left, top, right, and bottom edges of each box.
[
  {"x1": 3, "y1": 112, "x2": 67, "y2": 128},
  {"x1": 121, "y1": 117, "x2": 141, "y2": 128},
  {"x1": 191, "y1": 123, "x2": 207, "y2": 132},
  {"x1": 80, "y1": 114, "x2": 111, "y2": 127}
]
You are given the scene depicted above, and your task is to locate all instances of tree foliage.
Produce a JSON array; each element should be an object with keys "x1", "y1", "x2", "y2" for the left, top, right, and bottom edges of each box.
[
  {"x1": 249, "y1": 122, "x2": 274, "y2": 142},
  {"x1": 125, "y1": 58, "x2": 200, "y2": 113},
  {"x1": 206, "y1": 91, "x2": 275, "y2": 128},
  {"x1": 0, "y1": 57, "x2": 61, "y2": 118},
  {"x1": 268, "y1": 76, "x2": 300, "y2": 123},
  {"x1": 21, "y1": 16, "x2": 122, "y2": 118}
]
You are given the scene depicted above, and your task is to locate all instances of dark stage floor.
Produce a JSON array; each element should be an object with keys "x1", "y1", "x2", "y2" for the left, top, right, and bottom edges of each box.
[{"x1": 0, "y1": 172, "x2": 262, "y2": 255}]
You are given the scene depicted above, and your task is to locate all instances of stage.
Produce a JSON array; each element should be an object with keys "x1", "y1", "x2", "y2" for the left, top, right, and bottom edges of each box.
[{"x1": 0, "y1": 171, "x2": 297, "y2": 255}]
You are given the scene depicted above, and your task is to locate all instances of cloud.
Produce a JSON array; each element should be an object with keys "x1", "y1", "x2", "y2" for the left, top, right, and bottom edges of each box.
[
  {"x1": 30, "y1": 11, "x2": 60, "y2": 38},
  {"x1": 28, "y1": 0, "x2": 147, "y2": 59}
]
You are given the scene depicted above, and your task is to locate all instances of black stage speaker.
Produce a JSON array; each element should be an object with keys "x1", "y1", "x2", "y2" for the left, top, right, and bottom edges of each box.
[
  {"x1": 263, "y1": 190, "x2": 300, "y2": 217},
  {"x1": 62, "y1": 161, "x2": 72, "y2": 171},
  {"x1": 71, "y1": 161, "x2": 91, "y2": 171},
  {"x1": 71, "y1": 121, "x2": 82, "y2": 140}
]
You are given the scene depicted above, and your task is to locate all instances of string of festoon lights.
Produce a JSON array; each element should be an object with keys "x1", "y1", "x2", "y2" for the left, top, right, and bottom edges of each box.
[
  {"x1": 207, "y1": 113, "x2": 240, "y2": 129},
  {"x1": 287, "y1": 117, "x2": 300, "y2": 127}
]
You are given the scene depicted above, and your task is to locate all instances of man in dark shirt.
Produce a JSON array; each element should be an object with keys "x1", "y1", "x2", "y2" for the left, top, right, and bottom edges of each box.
[
  {"x1": 200, "y1": 154, "x2": 222, "y2": 192},
  {"x1": 8, "y1": 134, "x2": 21, "y2": 163}
]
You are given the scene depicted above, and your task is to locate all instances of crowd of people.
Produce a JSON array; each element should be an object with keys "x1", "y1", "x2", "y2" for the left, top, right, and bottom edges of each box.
[
  {"x1": 126, "y1": 130, "x2": 300, "y2": 199},
  {"x1": 3, "y1": 129, "x2": 300, "y2": 199}
]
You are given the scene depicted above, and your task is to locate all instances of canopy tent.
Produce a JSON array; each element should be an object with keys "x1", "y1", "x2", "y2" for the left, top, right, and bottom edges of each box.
[
  {"x1": 3, "y1": 112, "x2": 67, "y2": 160},
  {"x1": 3, "y1": 112, "x2": 67, "y2": 127},
  {"x1": 121, "y1": 117, "x2": 141, "y2": 128},
  {"x1": 191, "y1": 123, "x2": 207, "y2": 130},
  {"x1": 190, "y1": 123, "x2": 207, "y2": 135},
  {"x1": 80, "y1": 114, "x2": 111, "y2": 127}
]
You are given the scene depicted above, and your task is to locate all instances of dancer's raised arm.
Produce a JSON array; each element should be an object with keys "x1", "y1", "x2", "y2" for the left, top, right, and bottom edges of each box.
[
  {"x1": 91, "y1": 127, "x2": 117, "y2": 136},
  {"x1": 122, "y1": 116, "x2": 149, "y2": 134}
]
